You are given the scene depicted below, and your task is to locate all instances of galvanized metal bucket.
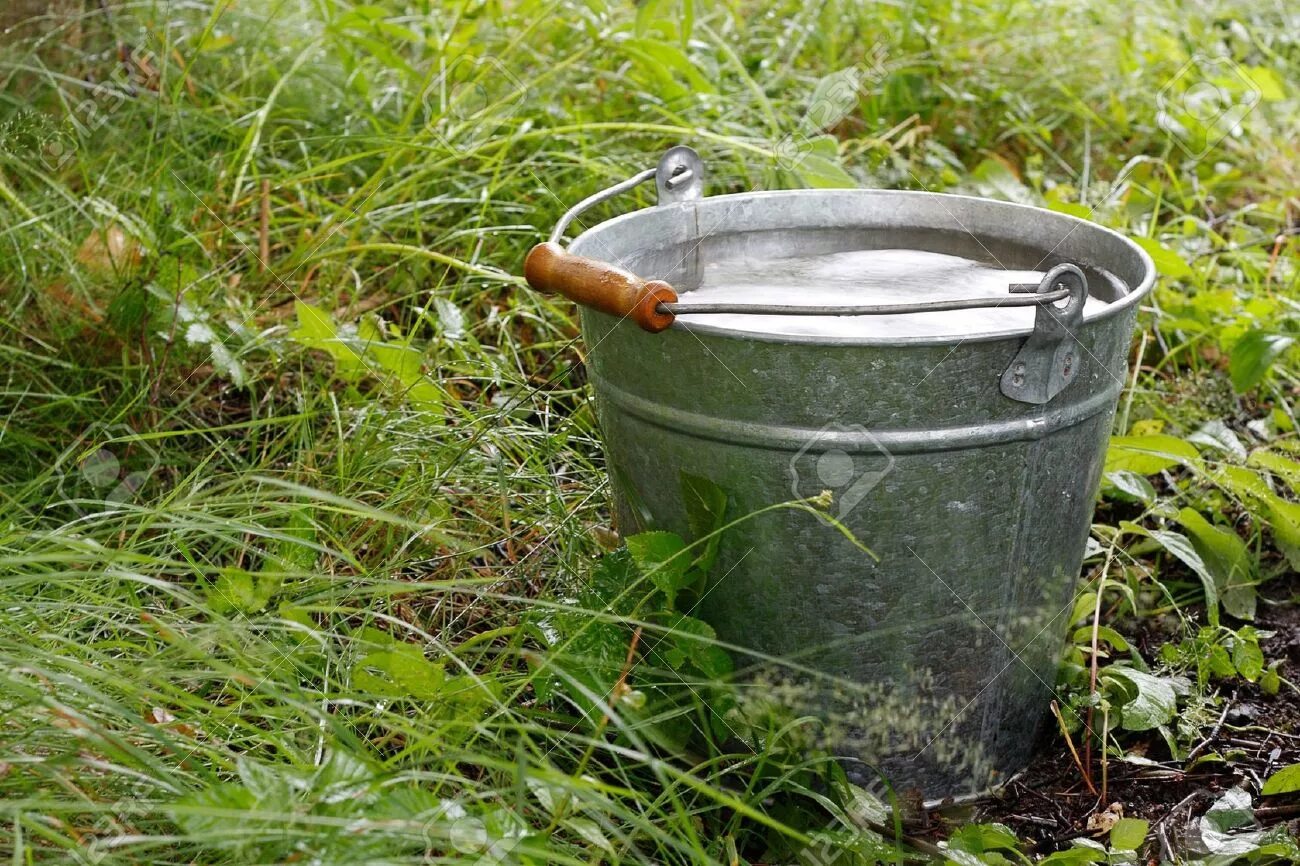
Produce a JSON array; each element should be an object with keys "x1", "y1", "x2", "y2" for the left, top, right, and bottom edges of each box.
[{"x1": 525, "y1": 147, "x2": 1156, "y2": 799}]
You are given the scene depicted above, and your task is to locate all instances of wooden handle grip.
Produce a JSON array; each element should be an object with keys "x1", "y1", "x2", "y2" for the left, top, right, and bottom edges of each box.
[{"x1": 524, "y1": 242, "x2": 677, "y2": 333}]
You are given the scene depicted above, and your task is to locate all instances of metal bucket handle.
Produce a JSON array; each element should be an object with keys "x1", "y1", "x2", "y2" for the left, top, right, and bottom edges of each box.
[
  {"x1": 522, "y1": 147, "x2": 702, "y2": 333},
  {"x1": 523, "y1": 146, "x2": 1089, "y2": 404}
]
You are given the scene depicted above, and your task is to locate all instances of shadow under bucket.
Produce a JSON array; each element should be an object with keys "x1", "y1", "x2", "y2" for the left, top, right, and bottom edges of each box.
[{"x1": 526, "y1": 147, "x2": 1157, "y2": 800}]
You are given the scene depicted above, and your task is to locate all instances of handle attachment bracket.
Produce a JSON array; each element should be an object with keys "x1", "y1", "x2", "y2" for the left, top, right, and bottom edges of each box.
[{"x1": 999, "y1": 263, "x2": 1088, "y2": 404}]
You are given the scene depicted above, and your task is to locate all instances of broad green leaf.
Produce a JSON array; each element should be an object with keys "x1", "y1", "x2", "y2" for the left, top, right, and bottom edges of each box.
[
  {"x1": 1105, "y1": 434, "x2": 1199, "y2": 475},
  {"x1": 1039, "y1": 847, "x2": 1104, "y2": 865},
  {"x1": 1070, "y1": 591, "x2": 1098, "y2": 627},
  {"x1": 1110, "y1": 817, "x2": 1149, "y2": 851},
  {"x1": 1105, "y1": 667, "x2": 1177, "y2": 731},
  {"x1": 1262, "y1": 763, "x2": 1300, "y2": 795},
  {"x1": 312, "y1": 750, "x2": 376, "y2": 799},
  {"x1": 1172, "y1": 508, "x2": 1256, "y2": 620},
  {"x1": 565, "y1": 817, "x2": 615, "y2": 854},
  {"x1": 971, "y1": 157, "x2": 1032, "y2": 204},
  {"x1": 1071, "y1": 625, "x2": 1129, "y2": 652},
  {"x1": 236, "y1": 756, "x2": 292, "y2": 803},
  {"x1": 1047, "y1": 200, "x2": 1092, "y2": 219},
  {"x1": 291, "y1": 302, "x2": 367, "y2": 378},
  {"x1": 805, "y1": 68, "x2": 861, "y2": 131},
  {"x1": 367, "y1": 341, "x2": 442, "y2": 407},
  {"x1": 1244, "y1": 66, "x2": 1286, "y2": 101},
  {"x1": 1132, "y1": 236, "x2": 1191, "y2": 280},
  {"x1": 1199, "y1": 788, "x2": 1262, "y2": 856},
  {"x1": 1188, "y1": 420, "x2": 1247, "y2": 460},
  {"x1": 1248, "y1": 450, "x2": 1300, "y2": 491},
  {"x1": 1103, "y1": 470, "x2": 1156, "y2": 503},
  {"x1": 1146, "y1": 529, "x2": 1220, "y2": 626},
  {"x1": 626, "y1": 531, "x2": 692, "y2": 605},
  {"x1": 1261, "y1": 662, "x2": 1282, "y2": 696},
  {"x1": 621, "y1": 38, "x2": 715, "y2": 96},
  {"x1": 947, "y1": 822, "x2": 1022, "y2": 854},
  {"x1": 1264, "y1": 495, "x2": 1300, "y2": 550},
  {"x1": 942, "y1": 850, "x2": 1015, "y2": 866},
  {"x1": 792, "y1": 135, "x2": 857, "y2": 189},
  {"x1": 1230, "y1": 330, "x2": 1295, "y2": 393},
  {"x1": 1220, "y1": 486, "x2": 1300, "y2": 571},
  {"x1": 276, "y1": 507, "x2": 319, "y2": 571},
  {"x1": 1231, "y1": 632, "x2": 1264, "y2": 681}
]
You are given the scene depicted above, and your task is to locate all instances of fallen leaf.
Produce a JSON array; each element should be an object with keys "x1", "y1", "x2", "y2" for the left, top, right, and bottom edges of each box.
[
  {"x1": 1086, "y1": 802, "x2": 1124, "y2": 836},
  {"x1": 77, "y1": 224, "x2": 143, "y2": 275}
]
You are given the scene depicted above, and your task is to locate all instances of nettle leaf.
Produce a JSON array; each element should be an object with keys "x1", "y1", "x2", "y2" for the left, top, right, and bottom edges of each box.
[
  {"x1": 207, "y1": 567, "x2": 281, "y2": 615},
  {"x1": 1230, "y1": 329, "x2": 1295, "y2": 393},
  {"x1": 1262, "y1": 763, "x2": 1300, "y2": 795},
  {"x1": 1173, "y1": 508, "x2": 1257, "y2": 620},
  {"x1": 312, "y1": 749, "x2": 377, "y2": 801},
  {"x1": 971, "y1": 156, "x2": 1033, "y2": 204},
  {"x1": 351, "y1": 641, "x2": 445, "y2": 700},
  {"x1": 626, "y1": 531, "x2": 692, "y2": 606},
  {"x1": 172, "y1": 782, "x2": 258, "y2": 838},
  {"x1": 1105, "y1": 667, "x2": 1177, "y2": 731},
  {"x1": 680, "y1": 472, "x2": 727, "y2": 572},
  {"x1": 237, "y1": 755, "x2": 293, "y2": 803},
  {"x1": 585, "y1": 547, "x2": 641, "y2": 612},
  {"x1": 1105, "y1": 434, "x2": 1200, "y2": 475},
  {"x1": 657, "y1": 614, "x2": 732, "y2": 680}
]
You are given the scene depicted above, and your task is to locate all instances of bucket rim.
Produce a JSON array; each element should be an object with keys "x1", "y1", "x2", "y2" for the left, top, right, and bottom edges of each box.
[{"x1": 569, "y1": 188, "x2": 1158, "y2": 347}]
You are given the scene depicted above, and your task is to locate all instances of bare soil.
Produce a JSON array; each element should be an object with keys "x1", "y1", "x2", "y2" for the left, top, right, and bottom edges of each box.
[{"x1": 963, "y1": 576, "x2": 1300, "y2": 856}]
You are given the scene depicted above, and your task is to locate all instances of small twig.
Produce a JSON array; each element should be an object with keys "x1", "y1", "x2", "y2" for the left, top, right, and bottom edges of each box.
[
  {"x1": 1100, "y1": 703, "x2": 1110, "y2": 804},
  {"x1": 1152, "y1": 789, "x2": 1209, "y2": 850},
  {"x1": 259, "y1": 179, "x2": 271, "y2": 271},
  {"x1": 1051, "y1": 700, "x2": 1098, "y2": 797},
  {"x1": 1257, "y1": 803, "x2": 1300, "y2": 823},
  {"x1": 1157, "y1": 820, "x2": 1174, "y2": 863},
  {"x1": 599, "y1": 626, "x2": 642, "y2": 724},
  {"x1": 1186, "y1": 690, "x2": 1236, "y2": 763},
  {"x1": 1008, "y1": 814, "x2": 1058, "y2": 829},
  {"x1": 1265, "y1": 232, "x2": 1286, "y2": 286}
]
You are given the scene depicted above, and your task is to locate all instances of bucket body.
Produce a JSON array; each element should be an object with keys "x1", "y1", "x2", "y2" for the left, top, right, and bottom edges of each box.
[{"x1": 567, "y1": 188, "x2": 1155, "y2": 799}]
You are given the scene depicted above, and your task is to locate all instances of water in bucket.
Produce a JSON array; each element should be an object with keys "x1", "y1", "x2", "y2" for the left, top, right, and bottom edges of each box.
[{"x1": 675, "y1": 248, "x2": 1121, "y2": 339}]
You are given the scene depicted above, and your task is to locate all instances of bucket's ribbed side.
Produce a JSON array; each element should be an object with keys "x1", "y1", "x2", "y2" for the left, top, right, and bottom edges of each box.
[
  {"x1": 583, "y1": 302, "x2": 1137, "y2": 799},
  {"x1": 566, "y1": 188, "x2": 1153, "y2": 799}
]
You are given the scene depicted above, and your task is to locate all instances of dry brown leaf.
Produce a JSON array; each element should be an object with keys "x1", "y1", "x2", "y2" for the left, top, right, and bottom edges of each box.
[
  {"x1": 1086, "y1": 801, "x2": 1125, "y2": 835},
  {"x1": 76, "y1": 225, "x2": 143, "y2": 275}
]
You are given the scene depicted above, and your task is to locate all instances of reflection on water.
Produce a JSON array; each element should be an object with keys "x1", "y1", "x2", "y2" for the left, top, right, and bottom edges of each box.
[{"x1": 677, "y1": 248, "x2": 1115, "y2": 339}]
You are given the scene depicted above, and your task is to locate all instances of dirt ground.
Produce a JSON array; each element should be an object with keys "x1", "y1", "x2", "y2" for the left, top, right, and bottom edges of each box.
[{"x1": 955, "y1": 575, "x2": 1300, "y2": 858}]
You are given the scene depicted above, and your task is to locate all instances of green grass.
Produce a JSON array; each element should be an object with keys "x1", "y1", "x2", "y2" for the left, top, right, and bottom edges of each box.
[{"x1": 0, "y1": 0, "x2": 1297, "y2": 863}]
